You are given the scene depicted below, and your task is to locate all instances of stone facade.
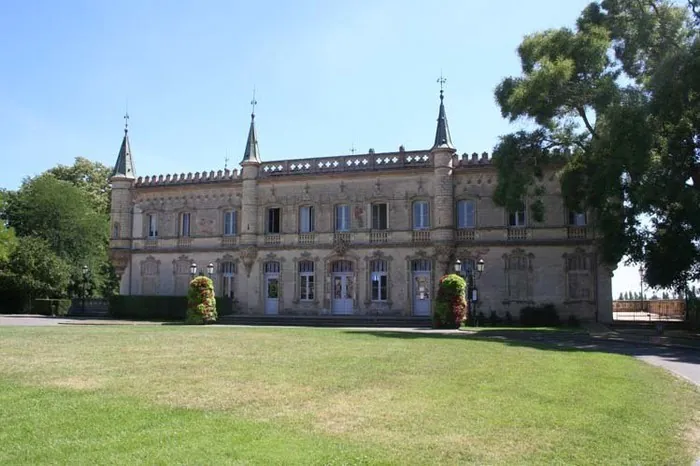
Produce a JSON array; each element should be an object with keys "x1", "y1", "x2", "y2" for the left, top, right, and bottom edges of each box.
[{"x1": 108, "y1": 94, "x2": 613, "y2": 323}]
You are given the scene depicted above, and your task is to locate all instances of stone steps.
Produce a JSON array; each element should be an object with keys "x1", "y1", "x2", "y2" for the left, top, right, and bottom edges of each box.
[{"x1": 216, "y1": 314, "x2": 433, "y2": 328}]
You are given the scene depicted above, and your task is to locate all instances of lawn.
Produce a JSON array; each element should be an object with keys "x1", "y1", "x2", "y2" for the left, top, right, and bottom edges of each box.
[{"x1": 0, "y1": 326, "x2": 698, "y2": 465}]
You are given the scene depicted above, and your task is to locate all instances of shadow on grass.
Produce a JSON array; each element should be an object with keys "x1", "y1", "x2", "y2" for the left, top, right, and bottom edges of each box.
[{"x1": 343, "y1": 328, "x2": 700, "y2": 366}]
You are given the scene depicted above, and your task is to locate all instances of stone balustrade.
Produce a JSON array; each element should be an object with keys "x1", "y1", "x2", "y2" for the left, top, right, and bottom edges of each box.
[{"x1": 259, "y1": 150, "x2": 432, "y2": 177}]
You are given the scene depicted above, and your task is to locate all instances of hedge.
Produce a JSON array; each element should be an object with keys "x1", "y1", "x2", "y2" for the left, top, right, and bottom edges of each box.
[
  {"x1": 433, "y1": 274, "x2": 467, "y2": 329},
  {"x1": 109, "y1": 295, "x2": 237, "y2": 321},
  {"x1": 32, "y1": 299, "x2": 72, "y2": 316},
  {"x1": 519, "y1": 303, "x2": 560, "y2": 327}
]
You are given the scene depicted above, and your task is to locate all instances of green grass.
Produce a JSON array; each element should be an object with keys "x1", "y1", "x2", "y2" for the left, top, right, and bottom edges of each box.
[{"x1": 0, "y1": 326, "x2": 698, "y2": 465}]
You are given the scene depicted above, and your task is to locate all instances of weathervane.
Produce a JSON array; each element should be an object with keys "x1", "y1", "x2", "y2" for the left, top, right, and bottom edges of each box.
[
  {"x1": 224, "y1": 149, "x2": 229, "y2": 170},
  {"x1": 124, "y1": 112, "x2": 129, "y2": 132},
  {"x1": 350, "y1": 143, "x2": 356, "y2": 155},
  {"x1": 437, "y1": 72, "x2": 447, "y2": 96},
  {"x1": 251, "y1": 87, "x2": 257, "y2": 117}
]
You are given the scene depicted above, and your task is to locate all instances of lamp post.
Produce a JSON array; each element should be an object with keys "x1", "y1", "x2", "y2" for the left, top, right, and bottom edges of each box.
[
  {"x1": 190, "y1": 262, "x2": 197, "y2": 278},
  {"x1": 207, "y1": 263, "x2": 214, "y2": 278},
  {"x1": 639, "y1": 265, "x2": 646, "y2": 320},
  {"x1": 81, "y1": 265, "x2": 89, "y2": 314},
  {"x1": 454, "y1": 259, "x2": 486, "y2": 326}
]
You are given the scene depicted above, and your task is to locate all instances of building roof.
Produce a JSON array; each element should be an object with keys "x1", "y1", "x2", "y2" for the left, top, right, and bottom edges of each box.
[
  {"x1": 432, "y1": 90, "x2": 454, "y2": 150},
  {"x1": 241, "y1": 113, "x2": 261, "y2": 164},
  {"x1": 111, "y1": 128, "x2": 136, "y2": 179}
]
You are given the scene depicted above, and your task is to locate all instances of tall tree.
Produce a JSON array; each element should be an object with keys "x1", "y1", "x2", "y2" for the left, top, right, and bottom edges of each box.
[
  {"x1": 46, "y1": 157, "x2": 111, "y2": 214},
  {"x1": 0, "y1": 190, "x2": 17, "y2": 263},
  {"x1": 492, "y1": 0, "x2": 699, "y2": 290},
  {"x1": 0, "y1": 236, "x2": 72, "y2": 310}
]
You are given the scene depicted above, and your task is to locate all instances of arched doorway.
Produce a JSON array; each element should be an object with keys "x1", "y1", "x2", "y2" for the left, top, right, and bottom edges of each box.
[
  {"x1": 263, "y1": 261, "x2": 280, "y2": 315},
  {"x1": 412, "y1": 259, "x2": 432, "y2": 316},
  {"x1": 331, "y1": 260, "x2": 354, "y2": 315}
]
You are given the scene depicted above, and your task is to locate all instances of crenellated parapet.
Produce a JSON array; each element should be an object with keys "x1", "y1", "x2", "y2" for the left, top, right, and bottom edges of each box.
[
  {"x1": 259, "y1": 150, "x2": 432, "y2": 177},
  {"x1": 455, "y1": 152, "x2": 494, "y2": 167},
  {"x1": 135, "y1": 169, "x2": 241, "y2": 187}
]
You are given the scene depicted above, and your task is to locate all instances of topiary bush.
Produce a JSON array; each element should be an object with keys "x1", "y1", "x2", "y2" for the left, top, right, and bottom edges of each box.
[
  {"x1": 186, "y1": 276, "x2": 217, "y2": 324},
  {"x1": 433, "y1": 274, "x2": 467, "y2": 329}
]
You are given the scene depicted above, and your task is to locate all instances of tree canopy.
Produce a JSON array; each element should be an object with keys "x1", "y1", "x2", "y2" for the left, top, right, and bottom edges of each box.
[
  {"x1": 492, "y1": 0, "x2": 700, "y2": 290},
  {"x1": 0, "y1": 158, "x2": 117, "y2": 307}
]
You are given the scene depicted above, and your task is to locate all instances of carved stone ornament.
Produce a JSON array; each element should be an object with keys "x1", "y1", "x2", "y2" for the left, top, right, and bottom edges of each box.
[
  {"x1": 109, "y1": 249, "x2": 130, "y2": 275},
  {"x1": 433, "y1": 244, "x2": 455, "y2": 263},
  {"x1": 332, "y1": 236, "x2": 350, "y2": 256},
  {"x1": 240, "y1": 246, "x2": 258, "y2": 277}
]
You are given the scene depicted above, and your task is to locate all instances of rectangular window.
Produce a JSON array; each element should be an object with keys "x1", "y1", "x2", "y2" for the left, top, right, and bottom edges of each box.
[
  {"x1": 569, "y1": 211, "x2": 587, "y2": 226},
  {"x1": 224, "y1": 210, "x2": 237, "y2": 236},
  {"x1": 180, "y1": 212, "x2": 191, "y2": 237},
  {"x1": 299, "y1": 206, "x2": 315, "y2": 233},
  {"x1": 371, "y1": 260, "x2": 388, "y2": 301},
  {"x1": 267, "y1": 208, "x2": 281, "y2": 234},
  {"x1": 508, "y1": 210, "x2": 526, "y2": 227},
  {"x1": 371, "y1": 203, "x2": 388, "y2": 230},
  {"x1": 412, "y1": 201, "x2": 430, "y2": 229},
  {"x1": 335, "y1": 204, "x2": 350, "y2": 232},
  {"x1": 457, "y1": 200, "x2": 476, "y2": 229},
  {"x1": 147, "y1": 214, "x2": 158, "y2": 238},
  {"x1": 299, "y1": 261, "x2": 314, "y2": 301}
]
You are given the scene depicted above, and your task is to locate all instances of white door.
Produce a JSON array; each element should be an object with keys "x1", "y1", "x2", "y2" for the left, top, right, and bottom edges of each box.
[
  {"x1": 331, "y1": 274, "x2": 354, "y2": 314},
  {"x1": 412, "y1": 259, "x2": 432, "y2": 316},
  {"x1": 264, "y1": 275, "x2": 279, "y2": 314},
  {"x1": 331, "y1": 260, "x2": 354, "y2": 315}
]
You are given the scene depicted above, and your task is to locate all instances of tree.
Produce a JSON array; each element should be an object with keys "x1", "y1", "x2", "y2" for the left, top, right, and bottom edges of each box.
[
  {"x1": 492, "y1": 0, "x2": 699, "y2": 290},
  {"x1": 0, "y1": 236, "x2": 71, "y2": 310},
  {"x1": 4, "y1": 174, "x2": 108, "y2": 264},
  {"x1": 0, "y1": 190, "x2": 17, "y2": 263},
  {"x1": 46, "y1": 157, "x2": 111, "y2": 214}
]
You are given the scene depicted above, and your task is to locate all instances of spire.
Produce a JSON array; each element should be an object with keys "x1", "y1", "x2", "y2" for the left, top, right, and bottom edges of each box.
[
  {"x1": 241, "y1": 90, "x2": 261, "y2": 164},
  {"x1": 111, "y1": 113, "x2": 136, "y2": 179},
  {"x1": 433, "y1": 75, "x2": 454, "y2": 150}
]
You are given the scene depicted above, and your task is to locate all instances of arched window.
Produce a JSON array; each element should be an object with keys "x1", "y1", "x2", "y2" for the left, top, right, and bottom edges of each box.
[
  {"x1": 370, "y1": 260, "x2": 388, "y2": 301},
  {"x1": 221, "y1": 261, "x2": 237, "y2": 298},
  {"x1": 298, "y1": 260, "x2": 314, "y2": 301}
]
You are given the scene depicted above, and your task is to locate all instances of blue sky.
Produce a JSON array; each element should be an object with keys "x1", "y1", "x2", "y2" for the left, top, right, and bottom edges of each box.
[{"x1": 0, "y1": 0, "x2": 657, "y2": 296}]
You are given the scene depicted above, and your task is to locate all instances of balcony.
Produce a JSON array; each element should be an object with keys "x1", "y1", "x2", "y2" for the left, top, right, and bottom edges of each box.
[
  {"x1": 177, "y1": 237, "x2": 192, "y2": 248},
  {"x1": 412, "y1": 230, "x2": 431, "y2": 243},
  {"x1": 369, "y1": 231, "x2": 390, "y2": 244},
  {"x1": 456, "y1": 229, "x2": 475, "y2": 241},
  {"x1": 264, "y1": 234, "x2": 281, "y2": 246},
  {"x1": 145, "y1": 238, "x2": 159, "y2": 249},
  {"x1": 567, "y1": 226, "x2": 588, "y2": 240},
  {"x1": 298, "y1": 233, "x2": 316, "y2": 246},
  {"x1": 333, "y1": 232, "x2": 352, "y2": 243},
  {"x1": 221, "y1": 236, "x2": 238, "y2": 247},
  {"x1": 507, "y1": 228, "x2": 528, "y2": 241}
]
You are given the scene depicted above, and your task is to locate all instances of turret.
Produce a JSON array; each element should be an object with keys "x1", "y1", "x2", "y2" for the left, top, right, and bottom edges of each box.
[
  {"x1": 239, "y1": 95, "x2": 261, "y2": 246},
  {"x1": 430, "y1": 83, "x2": 457, "y2": 243},
  {"x1": 109, "y1": 114, "x2": 136, "y2": 293}
]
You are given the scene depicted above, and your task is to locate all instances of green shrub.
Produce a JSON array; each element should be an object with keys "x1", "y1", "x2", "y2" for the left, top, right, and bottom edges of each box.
[
  {"x1": 32, "y1": 299, "x2": 71, "y2": 316},
  {"x1": 109, "y1": 296, "x2": 187, "y2": 320},
  {"x1": 186, "y1": 276, "x2": 217, "y2": 324},
  {"x1": 519, "y1": 304, "x2": 560, "y2": 327},
  {"x1": 433, "y1": 274, "x2": 467, "y2": 329}
]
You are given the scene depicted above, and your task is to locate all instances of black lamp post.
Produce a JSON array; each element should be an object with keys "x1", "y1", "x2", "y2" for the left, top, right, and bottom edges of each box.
[
  {"x1": 81, "y1": 265, "x2": 89, "y2": 314},
  {"x1": 207, "y1": 263, "x2": 214, "y2": 278},
  {"x1": 190, "y1": 262, "x2": 197, "y2": 278},
  {"x1": 454, "y1": 258, "x2": 486, "y2": 326}
]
